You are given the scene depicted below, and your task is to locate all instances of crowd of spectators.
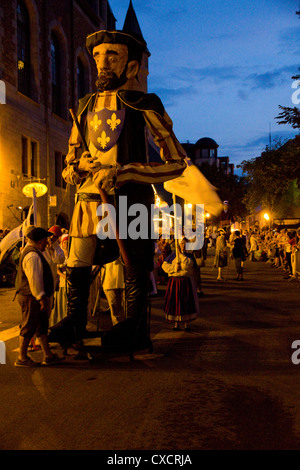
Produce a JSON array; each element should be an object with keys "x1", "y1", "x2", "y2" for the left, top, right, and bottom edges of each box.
[
  {"x1": 206, "y1": 226, "x2": 300, "y2": 280},
  {"x1": 1, "y1": 217, "x2": 300, "y2": 366}
]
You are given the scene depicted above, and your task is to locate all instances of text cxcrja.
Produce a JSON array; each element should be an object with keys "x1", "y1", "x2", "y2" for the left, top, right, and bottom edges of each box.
[
  {"x1": 0, "y1": 341, "x2": 6, "y2": 364},
  {"x1": 96, "y1": 197, "x2": 204, "y2": 251}
]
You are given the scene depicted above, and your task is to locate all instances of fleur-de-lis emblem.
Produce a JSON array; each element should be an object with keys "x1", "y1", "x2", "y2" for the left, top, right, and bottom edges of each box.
[
  {"x1": 90, "y1": 114, "x2": 102, "y2": 131},
  {"x1": 97, "y1": 131, "x2": 110, "y2": 149},
  {"x1": 107, "y1": 113, "x2": 121, "y2": 131}
]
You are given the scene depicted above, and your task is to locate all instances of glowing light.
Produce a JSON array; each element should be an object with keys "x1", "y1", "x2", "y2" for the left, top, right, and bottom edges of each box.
[
  {"x1": 205, "y1": 213, "x2": 210, "y2": 218},
  {"x1": 263, "y1": 213, "x2": 270, "y2": 221},
  {"x1": 22, "y1": 182, "x2": 48, "y2": 198},
  {"x1": 152, "y1": 184, "x2": 168, "y2": 208}
]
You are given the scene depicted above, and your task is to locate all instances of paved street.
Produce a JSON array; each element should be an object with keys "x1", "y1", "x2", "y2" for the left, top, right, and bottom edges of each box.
[{"x1": 0, "y1": 249, "x2": 300, "y2": 451}]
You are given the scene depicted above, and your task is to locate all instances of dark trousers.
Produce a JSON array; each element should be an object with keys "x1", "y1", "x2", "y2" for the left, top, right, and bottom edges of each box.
[{"x1": 18, "y1": 294, "x2": 49, "y2": 338}]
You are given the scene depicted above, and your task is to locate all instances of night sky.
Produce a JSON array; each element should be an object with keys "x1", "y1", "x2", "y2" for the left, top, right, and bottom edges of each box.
[{"x1": 110, "y1": 0, "x2": 299, "y2": 173}]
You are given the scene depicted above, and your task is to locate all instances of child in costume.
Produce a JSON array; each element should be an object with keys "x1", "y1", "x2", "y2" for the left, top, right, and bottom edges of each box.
[{"x1": 162, "y1": 238, "x2": 199, "y2": 331}]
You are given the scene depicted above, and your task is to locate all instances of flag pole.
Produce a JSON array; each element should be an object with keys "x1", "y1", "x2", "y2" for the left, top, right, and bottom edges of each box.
[
  {"x1": 32, "y1": 187, "x2": 37, "y2": 226},
  {"x1": 173, "y1": 193, "x2": 179, "y2": 262}
]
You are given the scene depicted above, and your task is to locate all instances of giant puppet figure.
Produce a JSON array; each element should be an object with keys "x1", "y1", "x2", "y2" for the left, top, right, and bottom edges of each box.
[{"x1": 61, "y1": 25, "x2": 187, "y2": 348}]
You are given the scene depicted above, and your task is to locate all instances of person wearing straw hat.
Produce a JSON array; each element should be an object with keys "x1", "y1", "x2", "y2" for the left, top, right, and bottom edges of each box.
[{"x1": 60, "y1": 19, "x2": 187, "y2": 348}]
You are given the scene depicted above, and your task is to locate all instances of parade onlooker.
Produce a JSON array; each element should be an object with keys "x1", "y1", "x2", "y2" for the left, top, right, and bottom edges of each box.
[
  {"x1": 284, "y1": 231, "x2": 297, "y2": 278},
  {"x1": 214, "y1": 228, "x2": 228, "y2": 281},
  {"x1": 231, "y1": 230, "x2": 246, "y2": 281},
  {"x1": 249, "y1": 231, "x2": 258, "y2": 261},
  {"x1": 50, "y1": 233, "x2": 69, "y2": 327},
  {"x1": 44, "y1": 225, "x2": 65, "y2": 290}
]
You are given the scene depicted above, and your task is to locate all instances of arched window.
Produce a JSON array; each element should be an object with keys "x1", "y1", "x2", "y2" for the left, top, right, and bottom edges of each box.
[
  {"x1": 51, "y1": 32, "x2": 61, "y2": 115},
  {"x1": 17, "y1": 0, "x2": 30, "y2": 96},
  {"x1": 77, "y1": 57, "x2": 86, "y2": 99}
]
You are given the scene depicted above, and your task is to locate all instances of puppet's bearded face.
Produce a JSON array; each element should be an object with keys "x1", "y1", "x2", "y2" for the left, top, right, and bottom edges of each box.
[{"x1": 93, "y1": 43, "x2": 129, "y2": 91}]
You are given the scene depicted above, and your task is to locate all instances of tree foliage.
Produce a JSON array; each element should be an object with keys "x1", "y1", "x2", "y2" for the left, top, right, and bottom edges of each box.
[
  {"x1": 238, "y1": 137, "x2": 300, "y2": 218},
  {"x1": 199, "y1": 162, "x2": 249, "y2": 219},
  {"x1": 276, "y1": 104, "x2": 300, "y2": 129},
  {"x1": 275, "y1": 9, "x2": 300, "y2": 129}
]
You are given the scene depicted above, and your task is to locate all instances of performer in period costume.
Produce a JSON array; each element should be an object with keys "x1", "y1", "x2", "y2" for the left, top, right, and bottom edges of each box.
[
  {"x1": 162, "y1": 238, "x2": 199, "y2": 331},
  {"x1": 60, "y1": 25, "x2": 187, "y2": 348},
  {"x1": 15, "y1": 227, "x2": 64, "y2": 367}
]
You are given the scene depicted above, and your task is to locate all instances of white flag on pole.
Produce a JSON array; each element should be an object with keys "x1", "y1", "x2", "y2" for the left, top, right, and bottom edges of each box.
[
  {"x1": 0, "y1": 205, "x2": 34, "y2": 264},
  {"x1": 164, "y1": 158, "x2": 223, "y2": 216}
]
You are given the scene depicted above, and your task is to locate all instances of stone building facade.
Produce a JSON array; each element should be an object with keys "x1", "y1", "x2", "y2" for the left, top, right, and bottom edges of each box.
[
  {"x1": 0, "y1": 0, "x2": 148, "y2": 231},
  {"x1": 182, "y1": 137, "x2": 234, "y2": 175}
]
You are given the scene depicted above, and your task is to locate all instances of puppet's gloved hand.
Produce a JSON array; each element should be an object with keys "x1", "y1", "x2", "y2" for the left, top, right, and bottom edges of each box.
[
  {"x1": 77, "y1": 151, "x2": 102, "y2": 174},
  {"x1": 93, "y1": 164, "x2": 120, "y2": 192}
]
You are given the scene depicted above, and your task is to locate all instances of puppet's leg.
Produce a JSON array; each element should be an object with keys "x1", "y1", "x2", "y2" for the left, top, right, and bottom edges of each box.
[
  {"x1": 124, "y1": 264, "x2": 150, "y2": 339},
  {"x1": 66, "y1": 266, "x2": 92, "y2": 343}
]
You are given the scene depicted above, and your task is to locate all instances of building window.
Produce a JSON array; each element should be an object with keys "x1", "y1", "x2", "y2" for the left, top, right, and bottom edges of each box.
[
  {"x1": 55, "y1": 151, "x2": 66, "y2": 188},
  {"x1": 21, "y1": 137, "x2": 39, "y2": 177},
  {"x1": 31, "y1": 141, "x2": 38, "y2": 177},
  {"x1": 21, "y1": 136, "x2": 28, "y2": 175},
  {"x1": 51, "y1": 32, "x2": 61, "y2": 115},
  {"x1": 17, "y1": 0, "x2": 31, "y2": 96},
  {"x1": 77, "y1": 57, "x2": 87, "y2": 99},
  {"x1": 210, "y1": 149, "x2": 216, "y2": 158}
]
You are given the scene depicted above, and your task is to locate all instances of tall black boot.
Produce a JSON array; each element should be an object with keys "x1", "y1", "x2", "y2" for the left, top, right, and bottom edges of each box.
[
  {"x1": 66, "y1": 266, "x2": 92, "y2": 343},
  {"x1": 124, "y1": 264, "x2": 149, "y2": 337},
  {"x1": 101, "y1": 264, "x2": 150, "y2": 350}
]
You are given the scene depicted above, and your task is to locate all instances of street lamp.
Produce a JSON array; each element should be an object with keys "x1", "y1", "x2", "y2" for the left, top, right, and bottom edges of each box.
[
  {"x1": 22, "y1": 182, "x2": 48, "y2": 226},
  {"x1": 263, "y1": 212, "x2": 271, "y2": 231}
]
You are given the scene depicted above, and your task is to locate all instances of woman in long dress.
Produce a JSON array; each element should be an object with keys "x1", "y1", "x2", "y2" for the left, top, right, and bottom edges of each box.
[
  {"x1": 162, "y1": 238, "x2": 199, "y2": 331},
  {"x1": 50, "y1": 234, "x2": 69, "y2": 327}
]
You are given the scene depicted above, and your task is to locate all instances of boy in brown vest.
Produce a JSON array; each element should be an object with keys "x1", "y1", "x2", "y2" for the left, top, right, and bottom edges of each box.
[{"x1": 15, "y1": 226, "x2": 64, "y2": 367}]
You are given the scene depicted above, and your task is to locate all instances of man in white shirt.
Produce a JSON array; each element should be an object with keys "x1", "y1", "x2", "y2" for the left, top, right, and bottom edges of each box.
[{"x1": 15, "y1": 226, "x2": 64, "y2": 367}]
